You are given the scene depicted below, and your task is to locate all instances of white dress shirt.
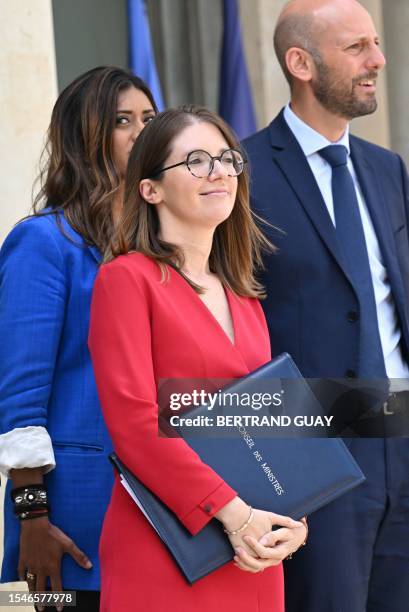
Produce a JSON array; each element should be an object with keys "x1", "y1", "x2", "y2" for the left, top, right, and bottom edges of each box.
[
  {"x1": 0, "y1": 426, "x2": 55, "y2": 477},
  {"x1": 283, "y1": 104, "x2": 409, "y2": 383}
]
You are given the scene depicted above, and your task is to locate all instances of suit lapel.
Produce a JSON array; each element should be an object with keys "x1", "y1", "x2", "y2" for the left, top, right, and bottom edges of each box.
[
  {"x1": 350, "y1": 138, "x2": 408, "y2": 331},
  {"x1": 350, "y1": 137, "x2": 395, "y2": 259},
  {"x1": 268, "y1": 112, "x2": 352, "y2": 283}
]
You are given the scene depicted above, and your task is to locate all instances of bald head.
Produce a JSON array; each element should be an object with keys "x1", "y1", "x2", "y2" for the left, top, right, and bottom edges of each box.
[{"x1": 274, "y1": 0, "x2": 373, "y2": 85}]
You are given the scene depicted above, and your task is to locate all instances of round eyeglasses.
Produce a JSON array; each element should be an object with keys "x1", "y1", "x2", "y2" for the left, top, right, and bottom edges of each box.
[{"x1": 153, "y1": 148, "x2": 246, "y2": 178}]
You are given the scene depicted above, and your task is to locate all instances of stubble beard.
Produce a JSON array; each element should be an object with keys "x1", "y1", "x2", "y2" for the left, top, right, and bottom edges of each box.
[{"x1": 311, "y1": 58, "x2": 378, "y2": 120}]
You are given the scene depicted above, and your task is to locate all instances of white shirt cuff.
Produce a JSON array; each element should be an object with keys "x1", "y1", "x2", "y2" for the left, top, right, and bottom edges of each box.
[{"x1": 0, "y1": 426, "x2": 56, "y2": 477}]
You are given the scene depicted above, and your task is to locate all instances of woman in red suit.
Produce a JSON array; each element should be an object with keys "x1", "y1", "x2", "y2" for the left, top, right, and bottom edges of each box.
[{"x1": 89, "y1": 106, "x2": 307, "y2": 611}]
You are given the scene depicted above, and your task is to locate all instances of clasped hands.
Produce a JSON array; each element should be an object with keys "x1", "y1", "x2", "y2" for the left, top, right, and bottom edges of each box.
[{"x1": 216, "y1": 497, "x2": 308, "y2": 573}]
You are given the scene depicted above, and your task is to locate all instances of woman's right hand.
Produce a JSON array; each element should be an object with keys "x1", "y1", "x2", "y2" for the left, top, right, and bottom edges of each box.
[
  {"x1": 18, "y1": 517, "x2": 92, "y2": 611},
  {"x1": 215, "y1": 497, "x2": 303, "y2": 572}
]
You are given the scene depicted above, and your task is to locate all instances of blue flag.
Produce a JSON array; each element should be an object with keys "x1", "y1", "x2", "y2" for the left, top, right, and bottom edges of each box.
[
  {"x1": 127, "y1": 0, "x2": 165, "y2": 110},
  {"x1": 219, "y1": 0, "x2": 257, "y2": 139}
]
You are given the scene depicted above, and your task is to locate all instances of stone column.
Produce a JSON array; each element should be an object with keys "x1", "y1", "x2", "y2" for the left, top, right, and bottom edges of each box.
[
  {"x1": 0, "y1": 0, "x2": 57, "y2": 243},
  {"x1": 239, "y1": 0, "x2": 288, "y2": 128},
  {"x1": 382, "y1": 0, "x2": 409, "y2": 164},
  {"x1": 0, "y1": 1, "x2": 56, "y2": 608}
]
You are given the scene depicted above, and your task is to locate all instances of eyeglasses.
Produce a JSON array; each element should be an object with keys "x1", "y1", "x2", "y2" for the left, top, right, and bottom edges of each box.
[{"x1": 153, "y1": 148, "x2": 246, "y2": 178}]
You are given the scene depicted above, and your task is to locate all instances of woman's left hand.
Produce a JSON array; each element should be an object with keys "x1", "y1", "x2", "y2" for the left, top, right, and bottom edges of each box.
[{"x1": 234, "y1": 517, "x2": 308, "y2": 573}]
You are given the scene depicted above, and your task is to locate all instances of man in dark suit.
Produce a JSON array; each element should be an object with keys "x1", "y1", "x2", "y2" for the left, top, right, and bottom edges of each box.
[{"x1": 243, "y1": 0, "x2": 409, "y2": 610}]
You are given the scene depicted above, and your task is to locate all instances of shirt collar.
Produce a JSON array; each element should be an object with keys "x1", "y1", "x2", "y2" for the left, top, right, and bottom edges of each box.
[{"x1": 283, "y1": 103, "x2": 350, "y2": 157}]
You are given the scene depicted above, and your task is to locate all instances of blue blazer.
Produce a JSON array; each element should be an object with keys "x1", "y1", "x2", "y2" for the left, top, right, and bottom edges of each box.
[
  {"x1": 243, "y1": 110, "x2": 409, "y2": 378},
  {"x1": 0, "y1": 211, "x2": 113, "y2": 589}
]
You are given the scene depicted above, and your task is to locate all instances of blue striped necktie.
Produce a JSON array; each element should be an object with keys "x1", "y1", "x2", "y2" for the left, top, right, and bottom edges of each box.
[{"x1": 319, "y1": 145, "x2": 386, "y2": 379}]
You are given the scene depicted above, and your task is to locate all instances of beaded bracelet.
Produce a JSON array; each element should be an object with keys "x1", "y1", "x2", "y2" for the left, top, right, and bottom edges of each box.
[
  {"x1": 11, "y1": 484, "x2": 48, "y2": 509},
  {"x1": 11, "y1": 484, "x2": 49, "y2": 521},
  {"x1": 286, "y1": 517, "x2": 308, "y2": 560},
  {"x1": 224, "y1": 507, "x2": 254, "y2": 535}
]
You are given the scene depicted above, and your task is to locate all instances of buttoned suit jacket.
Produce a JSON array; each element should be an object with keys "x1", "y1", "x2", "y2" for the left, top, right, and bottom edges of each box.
[{"x1": 243, "y1": 110, "x2": 409, "y2": 379}]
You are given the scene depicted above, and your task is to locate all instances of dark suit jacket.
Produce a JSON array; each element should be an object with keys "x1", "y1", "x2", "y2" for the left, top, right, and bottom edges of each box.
[{"x1": 243, "y1": 109, "x2": 409, "y2": 378}]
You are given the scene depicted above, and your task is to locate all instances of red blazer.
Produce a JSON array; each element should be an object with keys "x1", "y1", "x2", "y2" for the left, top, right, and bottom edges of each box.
[{"x1": 89, "y1": 253, "x2": 284, "y2": 612}]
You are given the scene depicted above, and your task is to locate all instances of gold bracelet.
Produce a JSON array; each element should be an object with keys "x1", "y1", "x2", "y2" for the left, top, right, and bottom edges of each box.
[
  {"x1": 286, "y1": 517, "x2": 308, "y2": 560},
  {"x1": 299, "y1": 516, "x2": 308, "y2": 547},
  {"x1": 224, "y1": 507, "x2": 254, "y2": 535}
]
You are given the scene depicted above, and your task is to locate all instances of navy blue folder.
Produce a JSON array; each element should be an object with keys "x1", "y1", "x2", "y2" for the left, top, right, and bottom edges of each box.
[{"x1": 110, "y1": 353, "x2": 365, "y2": 584}]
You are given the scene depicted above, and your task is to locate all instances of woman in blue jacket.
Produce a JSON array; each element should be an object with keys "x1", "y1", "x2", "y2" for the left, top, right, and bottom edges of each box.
[{"x1": 0, "y1": 66, "x2": 157, "y2": 611}]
